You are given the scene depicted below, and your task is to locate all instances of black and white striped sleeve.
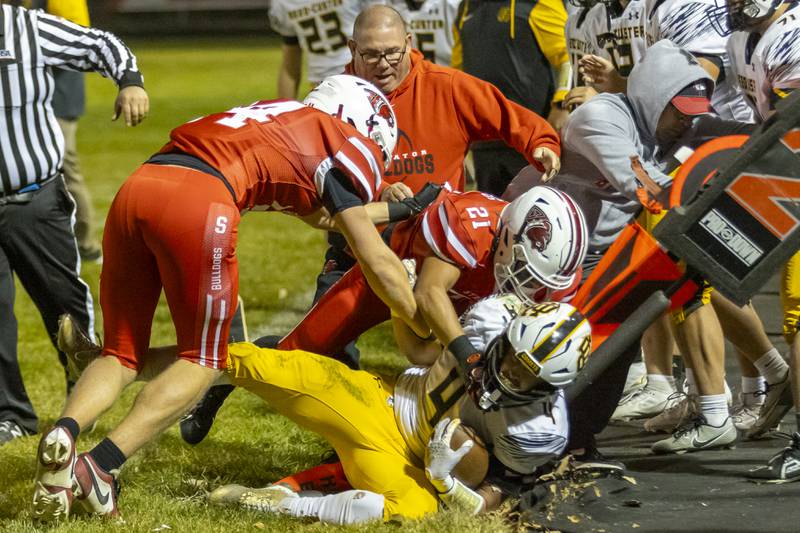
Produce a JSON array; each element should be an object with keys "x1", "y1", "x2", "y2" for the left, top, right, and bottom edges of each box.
[{"x1": 35, "y1": 11, "x2": 144, "y2": 88}]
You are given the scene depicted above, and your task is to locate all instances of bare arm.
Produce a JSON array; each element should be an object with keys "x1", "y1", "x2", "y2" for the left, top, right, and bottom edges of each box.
[
  {"x1": 299, "y1": 203, "x2": 391, "y2": 231},
  {"x1": 414, "y1": 256, "x2": 465, "y2": 346},
  {"x1": 391, "y1": 315, "x2": 440, "y2": 366},
  {"x1": 277, "y1": 43, "x2": 302, "y2": 100},
  {"x1": 334, "y1": 206, "x2": 429, "y2": 337}
]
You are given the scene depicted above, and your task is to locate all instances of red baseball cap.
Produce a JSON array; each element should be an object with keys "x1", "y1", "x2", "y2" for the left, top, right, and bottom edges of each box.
[{"x1": 671, "y1": 81, "x2": 712, "y2": 116}]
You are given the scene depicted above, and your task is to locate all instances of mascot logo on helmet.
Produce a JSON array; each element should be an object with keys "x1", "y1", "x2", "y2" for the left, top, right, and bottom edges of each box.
[{"x1": 521, "y1": 206, "x2": 552, "y2": 252}]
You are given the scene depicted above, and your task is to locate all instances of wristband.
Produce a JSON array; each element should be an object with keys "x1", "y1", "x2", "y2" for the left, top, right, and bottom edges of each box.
[
  {"x1": 387, "y1": 202, "x2": 413, "y2": 222},
  {"x1": 434, "y1": 476, "x2": 484, "y2": 514},
  {"x1": 447, "y1": 335, "x2": 480, "y2": 366}
]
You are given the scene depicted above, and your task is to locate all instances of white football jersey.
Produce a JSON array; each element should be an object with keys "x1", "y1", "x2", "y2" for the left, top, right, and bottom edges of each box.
[
  {"x1": 393, "y1": 293, "x2": 521, "y2": 461},
  {"x1": 392, "y1": 292, "x2": 568, "y2": 475},
  {"x1": 566, "y1": 6, "x2": 595, "y2": 89},
  {"x1": 393, "y1": 350, "x2": 465, "y2": 463},
  {"x1": 269, "y1": 0, "x2": 370, "y2": 83},
  {"x1": 644, "y1": 0, "x2": 754, "y2": 121},
  {"x1": 584, "y1": 0, "x2": 648, "y2": 77},
  {"x1": 727, "y1": 4, "x2": 800, "y2": 122},
  {"x1": 459, "y1": 390, "x2": 569, "y2": 475},
  {"x1": 390, "y1": 0, "x2": 460, "y2": 65}
]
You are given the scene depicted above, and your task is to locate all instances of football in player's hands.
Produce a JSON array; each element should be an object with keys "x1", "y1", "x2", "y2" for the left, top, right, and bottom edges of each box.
[{"x1": 427, "y1": 418, "x2": 489, "y2": 490}]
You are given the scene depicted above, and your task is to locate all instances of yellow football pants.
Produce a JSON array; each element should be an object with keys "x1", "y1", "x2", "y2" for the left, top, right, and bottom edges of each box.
[
  {"x1": 225, "y1": 342, "x2": 439, "y2": 520},
  {"x1": 783, "y1": 251, "x2": 800, "y2": 345}
]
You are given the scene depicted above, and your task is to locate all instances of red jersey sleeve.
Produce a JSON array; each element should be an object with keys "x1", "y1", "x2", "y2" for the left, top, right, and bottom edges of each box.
[
  {"x1": 449, "y1": 71, "x2": 561, "y2": 172},
  {"x1": 316, "y1": 133, "x2": 384, "y2": 204},
  {"x1": 420, "y1": 191, "x2": 503, "y2": 269}
]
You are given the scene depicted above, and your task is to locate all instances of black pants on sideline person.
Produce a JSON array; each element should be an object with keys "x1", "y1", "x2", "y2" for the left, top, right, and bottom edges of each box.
[{"x1": 0, "y1": 176, "x2": 94, "y2": 435}]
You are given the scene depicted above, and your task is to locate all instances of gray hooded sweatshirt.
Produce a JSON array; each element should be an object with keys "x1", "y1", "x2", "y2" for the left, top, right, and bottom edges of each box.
[{"x1": 554, "y1": 40, "x2": 714, "y2": 251}]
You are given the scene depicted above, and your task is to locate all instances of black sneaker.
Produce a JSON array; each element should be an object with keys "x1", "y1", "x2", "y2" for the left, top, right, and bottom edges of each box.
[
  {"x1": 571, "y1": 447, "x2": 626, "y2": 475},
  {"x1": 179, "y1": 384, "x2": 235, "y2": 445},
  {"x1": 0, "y1": 420, "x2": 30, "y2": 445},
  {"x1": 747, "y1": 432, "x2": 800, "y2": 483}
]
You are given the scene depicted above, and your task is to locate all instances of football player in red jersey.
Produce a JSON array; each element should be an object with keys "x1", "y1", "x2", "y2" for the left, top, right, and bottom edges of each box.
[
  {"x1": 278, "y1": 186, "x2": 588, "y2": 370},
  {"x1": 180, "y1": 186, "x2": 587, "y2": 445},
  {"x1": 31, "y1": 75, "x2": 436, "y2": 521}
]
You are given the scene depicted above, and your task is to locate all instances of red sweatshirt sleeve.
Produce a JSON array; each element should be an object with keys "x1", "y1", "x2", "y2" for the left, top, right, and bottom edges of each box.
[{"x1": 449, "y1": 70, "x2": 561, "y2": 172}]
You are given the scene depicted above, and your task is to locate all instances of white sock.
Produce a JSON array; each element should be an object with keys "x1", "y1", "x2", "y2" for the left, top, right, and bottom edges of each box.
[
  {"x1": 685, "y1": 368, "x2": 698, "y2": 396},
  {"x1": 647, "y1": 374, "x2": 676, "y2": 391},
  {"x1": 699, "y1": 394, "x2": 729, "y2": 426},
  {"x1": 280, "y1": 490, "x2": 385, "y2": 525},
  {"x1": 741, "y1": 376, "x2": 766, "y2": 406},
  {"x1": 753, "y1": 348, "x2": 789, "y2": 385}
]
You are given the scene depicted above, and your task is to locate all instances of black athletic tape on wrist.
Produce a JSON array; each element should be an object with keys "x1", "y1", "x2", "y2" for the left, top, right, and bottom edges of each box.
[
  {"x1": 387, "y1": 202, "x2": 414, "y2": 222},
  {"x1": 448, "y1": 335, "x2": 480, "y2": 366}
]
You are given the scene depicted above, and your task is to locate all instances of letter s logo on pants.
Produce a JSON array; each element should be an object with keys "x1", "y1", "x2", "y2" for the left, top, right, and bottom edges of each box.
[{"x1": 215, "y1": 216, "x2": 228, "y2": 234}]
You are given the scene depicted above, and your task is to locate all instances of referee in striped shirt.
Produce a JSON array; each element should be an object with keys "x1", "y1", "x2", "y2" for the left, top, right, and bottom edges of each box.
[{"x1": 0, "y1": 2, "x2": 148, "y2": 445}]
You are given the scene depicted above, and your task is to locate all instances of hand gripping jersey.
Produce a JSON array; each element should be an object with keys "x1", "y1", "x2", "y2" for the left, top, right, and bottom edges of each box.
[
  {"x1": 644, "y1": 0, "x2": 755, "y2": 122},
  {"x1": 160, "y1": 100, "x2": 384, "y2": 216},
  {"x1": 390, "y1": 0, "x2": 460, "y2": 65},
  {"x1": 269, "y1": 0, "x2": 371, "y2": 83},
  {"x1": 727, "y1": 4, "x2": 800, "y2": 122},
  {"x1": 390, "y1": 190, "x2": 506, "y2": 313},
  {"x1": 566, "y1": 6, "x2": 595, "y2": 89},
  {"x1": 584, "y1": 0, "x2": 647, "y2": 77}
]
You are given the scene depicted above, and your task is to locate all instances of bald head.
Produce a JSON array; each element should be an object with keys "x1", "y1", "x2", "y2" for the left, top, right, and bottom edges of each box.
[
  {"x1": 353, "y1": 5, "x2": 407, "y2": 41},
  {"x1": 349, "y1": 5, "x2": 412, "y2": 93}
]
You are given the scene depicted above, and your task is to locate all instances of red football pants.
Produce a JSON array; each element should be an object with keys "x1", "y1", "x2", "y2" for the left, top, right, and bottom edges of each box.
[
  {"x1": 278, "y1": 264, "x2": 390, "y2": 356},
  {"x1": 101, "y1": 164, "x2": 240, "y2": 370}
]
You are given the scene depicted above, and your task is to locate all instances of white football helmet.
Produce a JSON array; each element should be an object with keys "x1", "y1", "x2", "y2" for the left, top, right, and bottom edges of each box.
[
  {"x1": 493, "y1": 186, "x2": 588, "y2": 304},
  {"x1": 303, "y1": 74, "x2": 397, "y2": 170},
  {"x1": 476, "y1": 302, "x2": 591, "y2": 410}
]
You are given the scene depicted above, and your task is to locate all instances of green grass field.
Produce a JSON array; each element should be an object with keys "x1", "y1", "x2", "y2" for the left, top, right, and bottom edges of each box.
[{"x1": 1, "y1": 37, "x2": 512, "y2": 532}]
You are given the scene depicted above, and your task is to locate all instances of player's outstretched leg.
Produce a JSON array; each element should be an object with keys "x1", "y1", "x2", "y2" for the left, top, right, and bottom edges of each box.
[
  {"x1": 179, "y1": 298, "x2": 249, "y2": 445},
  {"x1": 32, "y1": 426, "x2": 78, "y2": 522}
]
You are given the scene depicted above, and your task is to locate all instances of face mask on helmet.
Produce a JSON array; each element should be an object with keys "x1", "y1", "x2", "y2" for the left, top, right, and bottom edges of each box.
[
  {"x1": 567, "y1": 0, "x2": 598, "y2": 8},
  {"x1": 303, "y1": 74, "x2": 398, "y2": 170},
  {"x1": 493, "y1": 187, "x2": 588, "y2": 304},
  {"x1": 473, "y1": 302, "x2": 592, "y2": 411},
  {"x1": 707, "y1": 0, "x2": 783, "y2": 35}
]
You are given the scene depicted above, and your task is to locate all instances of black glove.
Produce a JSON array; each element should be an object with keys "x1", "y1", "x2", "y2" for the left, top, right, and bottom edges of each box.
[{"x1": 387, "y1": 182, "x2": 444, "y2": 222}]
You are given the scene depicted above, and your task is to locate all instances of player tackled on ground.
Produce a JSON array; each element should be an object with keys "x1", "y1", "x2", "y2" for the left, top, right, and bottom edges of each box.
[
  {"x1": 31, "y1": 75, "x2": 437, "y2": 521},
  {"x1": 207, "y1": 295, "x2": 591, "y2": 524}
]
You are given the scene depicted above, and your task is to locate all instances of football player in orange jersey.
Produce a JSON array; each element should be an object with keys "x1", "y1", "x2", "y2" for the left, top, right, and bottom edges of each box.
[{"x1": 31, "y1": 75, "x2": 438, "y2": 522}]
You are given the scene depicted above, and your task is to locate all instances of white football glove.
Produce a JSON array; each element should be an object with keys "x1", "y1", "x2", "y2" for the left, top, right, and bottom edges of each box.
[{"x1": 425, "y1": 417, "x2": 473, "y2": 492}]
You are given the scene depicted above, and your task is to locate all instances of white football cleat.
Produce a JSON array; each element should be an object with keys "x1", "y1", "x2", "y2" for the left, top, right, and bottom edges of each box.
[
  {"x1": 611, "y1": 380, "x2": 678, "y2": 423},
  {"x1": 621, "y1": 361, "x2": 647, "y2": 398},
  {"x1": 731, "y1": 393, "x2": 765, "y2": 431},
  {"x1": 651, "y1": 416, "x2": 737, "y2": 454},
  {"x1": 209, "y1": 483, "x2": 297, "y2": 514},
  {"x1": 32, "y1": 427, "x2": 77, "y2": 522},
  {"x1": 73, "y1": 453, "x2": 120, "y2": 517},
  {"x1": 643, "y1": 393, "x2": 698, "y2": 433}
]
